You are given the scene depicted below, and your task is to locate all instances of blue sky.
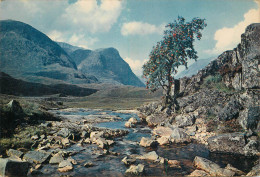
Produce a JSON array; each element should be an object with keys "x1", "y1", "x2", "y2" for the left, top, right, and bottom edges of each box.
[{"x1": 0, "y1": 0, "x2": 259, "y2": 76}]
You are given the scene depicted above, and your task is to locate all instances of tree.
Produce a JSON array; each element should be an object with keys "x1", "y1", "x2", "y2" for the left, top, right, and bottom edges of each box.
[{"x1": 143, "y1": 16, "x2": 207, "y2": 107}]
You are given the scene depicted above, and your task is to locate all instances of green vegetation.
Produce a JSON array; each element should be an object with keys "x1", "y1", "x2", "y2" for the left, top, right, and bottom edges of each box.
[
  {"x1": 0, "y1": 125, "x2": 50, "y2": 154},
  {"x1": 202, "y1": 74, "x2": 234, "y2": 93},
  {"x1": 143, "y1": 16, "x2": 207, "y2": 103}
]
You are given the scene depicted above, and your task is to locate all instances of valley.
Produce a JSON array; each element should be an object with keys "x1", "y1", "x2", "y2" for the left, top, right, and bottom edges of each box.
[{"x1": 0, "y1": 12, "x2": 259, "y2": 177}]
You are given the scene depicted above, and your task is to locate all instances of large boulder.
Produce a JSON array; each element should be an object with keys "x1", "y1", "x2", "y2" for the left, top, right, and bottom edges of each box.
[
  {"x1": 169, "y1": 128, "x2": 191, "y2": 143},
  {"x1": 175, "y1": 114, "x2": 195, "y2": 127},
  {"x1": 217, "y1": 96, "x2": 242, "y2": 121},
  {"x1": 23, "y1": 151, "x2": 51, "y2": 164},
  {"x1": 139, "y1": 137, "x2": 158, "y2": 148},
  {"x1": 49, "y1": 153, "x2": 64, "y2": 164},
  {"x1": 0, "y1": 158, "x2": 29, "y2": 177},
  {"x1": 125, "y1": 164, "x2": 145, "y2": 176},
  {"x1": 139, "y1": 151, "x2": 159, "y2": 161},
  {"x1": 247, "y1": 161, "x2": 260, "y2": 176},
  {"x1": 193, "y1": 156, "x2": 235, "y2": 176},
  {"x1": 152, "y1": 126, "x2": 174, "y2": 137},
  {"x1": 238, "y1": 107, "x2": 260, "y2": 131},
  {"x1": 7, "y1": 149, "x2": 24, "y2": 159},
  {"x1": 57, "y1": 128, "x2": 71, "y2": 138},
  {"x1": 6, "y1": 100, "x2": 23, "y2": 115},
  {"x1": 207, "y1": 133, "x2": 258, "y2": 155}
]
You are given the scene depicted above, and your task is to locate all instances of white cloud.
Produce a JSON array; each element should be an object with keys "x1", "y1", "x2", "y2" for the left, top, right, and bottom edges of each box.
[
  {"x1": 48, "y1": 30, "x2": 98, "y2": 49},
  {"x1": 121, "y1": 21, "x2": 165, "y2": 36},
  {"x1": 0, "y1": 0, "x2": 124, "y2": 47},
  {"x1": 62, "y1": 0, "x2": 124, "y2": 33},
  {"x1": 206, "y1": 1, "x2": 260, "y2": 54},
  {"x1": 124, "y1": 57, "x2": 148, "y2": 76}
]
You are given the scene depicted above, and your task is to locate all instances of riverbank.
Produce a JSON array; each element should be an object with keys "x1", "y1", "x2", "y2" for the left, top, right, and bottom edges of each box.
[{"x1": 1, "y1": 104, "x2": 259, "y2": 176}]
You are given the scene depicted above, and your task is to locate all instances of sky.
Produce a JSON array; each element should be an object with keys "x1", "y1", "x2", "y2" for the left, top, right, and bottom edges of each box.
[{"x1": 0, "y1": 0, "x2": 259, "y2": 76}]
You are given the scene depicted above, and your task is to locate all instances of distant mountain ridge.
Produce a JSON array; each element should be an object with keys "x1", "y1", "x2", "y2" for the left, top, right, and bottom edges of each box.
[
  {"x1": 0, "y1": 20, "x2": 97, "y2": 84},
  {"x1": 60, "y1": 45, "x2": 145, "y2": 87},
  {"x1": 175, "y1": 57, "x2": 215, "y2": 79},
  {"x1": 0, "y1": 20, "x2": 144, "y2": 87}
]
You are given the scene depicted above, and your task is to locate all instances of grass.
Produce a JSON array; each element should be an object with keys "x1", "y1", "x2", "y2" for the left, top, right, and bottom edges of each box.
[
  {"x1": 64, "y1": 96, "x2": 160, "y2": 110},
  {"x1": 202, "y1": 74, "x2": 235, "y2": 93},
  {"x1": 0, "y1": 125, "x2": 50, "y2": 154}
]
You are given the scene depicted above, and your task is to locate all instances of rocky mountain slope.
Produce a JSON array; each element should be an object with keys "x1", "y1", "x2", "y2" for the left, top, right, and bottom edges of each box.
[
  {"x1": 138, "y1": 23, "x2": 260, "y2": 157},
  {"x1": 56, "y1": 42, "x2": 83, "y2": 55},
  {"x1": 66, "y1": 47, "x2": 145, "y2": 87},
  {"x1": 0, "y1": 20, "x2": 97, "y2": 84}
]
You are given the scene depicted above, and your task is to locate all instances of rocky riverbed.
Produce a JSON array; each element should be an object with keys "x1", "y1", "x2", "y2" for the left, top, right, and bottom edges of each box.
[{"x1": 1, "y1": 107, "x2": 259, "y2": 176}]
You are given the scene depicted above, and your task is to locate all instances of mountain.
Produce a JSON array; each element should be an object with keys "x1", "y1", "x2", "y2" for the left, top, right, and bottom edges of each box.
[
  {"x1": 0, "y1": 72, "x2": 97, "y2": 96},
  {"x1": 56, "y1": 42, "x2": 83, "y2": 55},
  {"x1": 175, "y1": 57, "x2": 215, "y2": 79},
  {"x1": 67, "y1": 47, "x2": 145, "y2": 87},
  {"x1": 0, "y1": 20, "x2": 97, "y2": 84}
]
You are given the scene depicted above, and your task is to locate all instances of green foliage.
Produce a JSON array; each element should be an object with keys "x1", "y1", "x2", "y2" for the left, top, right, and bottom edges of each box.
[
  {"x1": 204, "y1": 74, "x2": 222, "y2": 85},
  {"x1": 202, "y1": 74, "x2": 234, "y2": 93},
  {"x1": 143, "y1": 16, "x2": 206, "y2": 100}
]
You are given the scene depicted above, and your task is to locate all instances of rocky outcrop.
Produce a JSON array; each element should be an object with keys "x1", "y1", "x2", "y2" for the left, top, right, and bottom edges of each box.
[
  {"x1": 0, "y1": 158, "x2": 29, "y2": 177},
  {"x1": 179, "y1": 24, "x2": 260, "y2": 95},
  {"x1": 207, "y1": 132, "x2": 259, "y2": 156},
  {"x1": 193, "y1": 156, "x2": 235, "y2": 176},
  {"x1": 23, "y1": 151, "x2": 51, "y2": 164}
]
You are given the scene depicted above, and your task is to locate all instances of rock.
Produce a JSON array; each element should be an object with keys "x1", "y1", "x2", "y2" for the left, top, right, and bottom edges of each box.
[
  {"x1": 7, "y1": 100, "x2": 23, "y2": 114},
  {"x1": 193, "y1": 156, "x2": 235, "y2": 176},
  {"x1": 189, "y1": 170, "x2": 209, "y2": 176},
  {"x1": 122, "y1": 156, "x2": 136, "y2": 166},
  {"x1": 23, "y1": 151, "x2": 51, "y2": 164},
  {"x1": 141, "y1": 151, "x2": 159, "y2": 161},
  {"x1": 139, "y1": 137, "x2": 158, "y2": 147},
  {"x1": 95, "y1": 138, "x2": 108, "y2": 149},
  {"x1": 61, "y1": 138, "x2": 70, "y2": 146},
  {"x1": 125, "y1": 164, "x2": 145, "y2": 176},
  {"x1": 125, "y1": 121, "x2": 134, "y2": 128},
  {"x1": 128, "y1": 117, "x2": 138, "y2": 124},
  {"x1": 49, "y1": 154, "x2": 64, "y2": 164},
  {"x1": 243, "y1": 139, "x2": 259, "y2": 156},
  {"x1": 175, "y1": 114, "x2": 195, "y2": 127},
  {"x1": 68, "y1": 157, "x2": 77, "y2": 165},
  {"x1": 81, "y1": 131, "x2": 89, "y2": 138},
  {"x1": 246, "y1": 161, "x2": 260, "y2": 176},
  {"x1": 107, "y1": 140, "x2": 115, "y2": 146},
  {"x1": 90, "y1": 131, "x2": 104, "y2": 140},
  {"x1": 225, "y1": 164, "x2": 245, "y2": 176},
  {"x1": 58, "y1": 166, "x2": 73, "y2": 172},
  {"x1": 168, "y1": 160, "x2": 181, "y2": 168},
  {"x1": 31, "y1": 135, "x2": 39, "y2": 140},
  {"x1": 170, "y1": 128, "x2": 191, "y2": 143},
  {"x1": 238, "y1": 107, "x2": 260, "y2": 130},
  {"x1": 7, "y1": 149, "x2": 23, "y2": 159},
  {"x1": 157, "y1": 136, "x2": 170, "y2": 145},
  {"x1": 57, "y1": 128, "x2": 71, "y2": 138},
  {"x1": 84, "y1": 138, "x2": 92, "y2": 144},
  {"x1": 207, "y1": 133, "x2": 246, "y2": 155},
  {"x1": 84, "y1": 162, "x2": 95, "y2": 167},
  {"x1": 59, "y1": 160, "x2": 73, "y2": 168},
  {"x1": 217, "y1": 96, "x2": 242, "y2": 121},
  {"x1": 0, "y1": 158, "x2": 29, "y2": 177},
  {"x1": 152, "y1": 126, "x2": 174, "y2": 137},
  {"x1": 30, "y1": 168, "x2": 43, "y2": 175}
]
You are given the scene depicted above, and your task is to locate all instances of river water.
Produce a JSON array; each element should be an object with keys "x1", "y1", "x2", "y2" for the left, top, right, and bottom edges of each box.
[{"x1": 42, "y1": 109, "x2": 257, "y2": 176}]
